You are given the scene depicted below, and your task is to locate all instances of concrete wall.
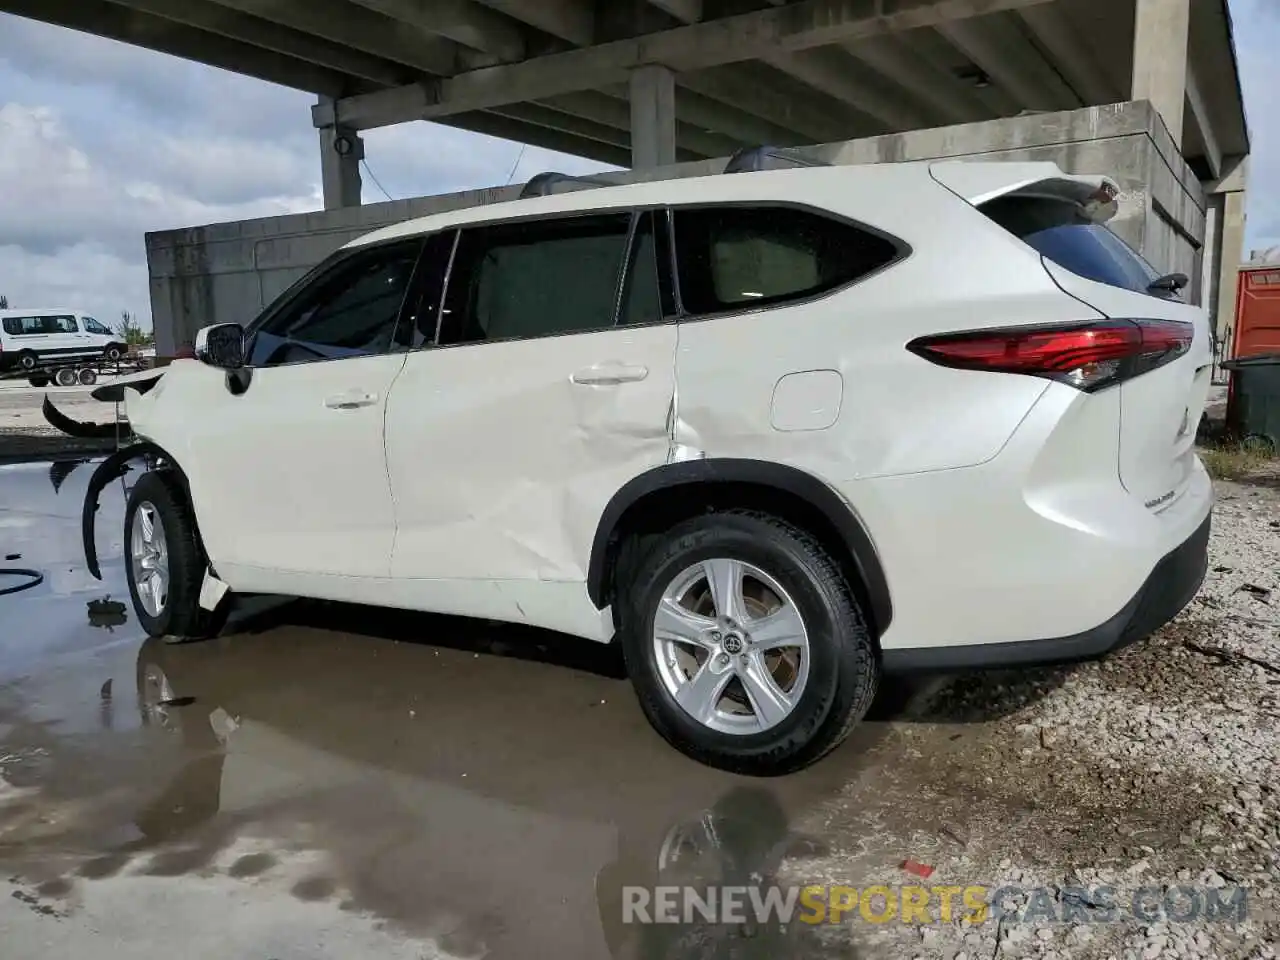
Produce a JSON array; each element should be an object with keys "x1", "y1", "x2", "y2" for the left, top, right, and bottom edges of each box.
[{"x1": 146, "y1": 101, "x2": 1206, "y2": 356}]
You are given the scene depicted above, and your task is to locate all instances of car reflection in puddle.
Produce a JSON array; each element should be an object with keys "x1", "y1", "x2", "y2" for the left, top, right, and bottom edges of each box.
[{"x1": 124, "y1": 614, "x2": 870, "y2": 960}]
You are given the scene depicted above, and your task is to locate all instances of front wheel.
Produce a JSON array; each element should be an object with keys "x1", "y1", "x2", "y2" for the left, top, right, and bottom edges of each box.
[
  {"x1": 105, "y1": 343, "x2": 125, "y2": 362},
  {"x1": 618, "y1": 511, "x2": 879, "y2": 776},
  {"x1": 125, "y1": 471, "x2": 228, "y2": 643}
]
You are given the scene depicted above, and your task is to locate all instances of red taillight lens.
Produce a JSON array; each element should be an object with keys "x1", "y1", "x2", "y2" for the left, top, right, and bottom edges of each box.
[{"x1": 907, "y1": 319, "x2": 1194, "y2": 392}]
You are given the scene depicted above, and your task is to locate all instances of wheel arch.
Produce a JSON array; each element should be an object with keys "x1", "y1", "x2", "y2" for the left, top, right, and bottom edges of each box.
[
  {"x1": 587, "y1": 459, "x2": 893, "y2": 639},
  {"x1": 82, "y1": 440, "x2": 199, "y2": 580}
]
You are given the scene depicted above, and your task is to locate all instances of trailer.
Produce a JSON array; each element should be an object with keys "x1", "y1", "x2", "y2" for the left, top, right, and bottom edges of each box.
[{"x1": 0, "y1": 353, "x2": 154, "y2": 388}]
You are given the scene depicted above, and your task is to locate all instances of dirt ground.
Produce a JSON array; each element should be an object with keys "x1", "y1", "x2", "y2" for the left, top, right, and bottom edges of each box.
[{"x1": 0, "y1": 457, "x2": 1276, "y2": 959}]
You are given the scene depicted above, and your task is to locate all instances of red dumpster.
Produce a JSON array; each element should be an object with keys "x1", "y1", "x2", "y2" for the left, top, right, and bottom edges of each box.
[{"x1": 1235, "y1": 265, "x2": 1280, "y2": 359}]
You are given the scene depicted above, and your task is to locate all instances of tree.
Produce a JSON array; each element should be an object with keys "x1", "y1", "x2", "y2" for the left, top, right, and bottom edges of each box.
[
  {"x1": 115, "y1": 310, "x2": 155, "y2": 347},
  {"x1": 0, "y1": 295, "x2": 8, "y2": 309}
]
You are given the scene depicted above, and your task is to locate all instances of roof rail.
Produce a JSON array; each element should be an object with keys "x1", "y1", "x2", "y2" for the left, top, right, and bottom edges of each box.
[
  {"x1": 518, "y1": 171, "x2": 624, "y2": 199},
  {"x1": 723, "y1": 145, "x2": 830, "y2": 174}
]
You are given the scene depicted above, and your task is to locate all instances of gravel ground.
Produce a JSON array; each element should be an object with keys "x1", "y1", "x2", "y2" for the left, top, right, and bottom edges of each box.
[{"x1": 777, "y1": 476, "x2": 1280, "y2": 960}]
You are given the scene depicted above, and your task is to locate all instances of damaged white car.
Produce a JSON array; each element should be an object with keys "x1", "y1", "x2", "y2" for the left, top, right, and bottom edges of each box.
[{"x1": 60, "y1": 152, "x2": 1214, "y2": 774}]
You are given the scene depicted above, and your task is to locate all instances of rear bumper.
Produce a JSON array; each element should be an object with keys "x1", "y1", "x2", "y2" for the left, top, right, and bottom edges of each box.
[{"x1": 882, "y1": 510, "x2": 1211, "y2": 673}]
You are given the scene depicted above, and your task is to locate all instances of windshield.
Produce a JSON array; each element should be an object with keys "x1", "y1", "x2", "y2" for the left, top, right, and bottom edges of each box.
[{"x1": 981, "y1": 195, "x2": 1174, "y2": 299}]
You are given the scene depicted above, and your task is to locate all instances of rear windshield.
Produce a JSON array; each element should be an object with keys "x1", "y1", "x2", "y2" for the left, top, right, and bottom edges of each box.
[{"x1": 981, "y1": 195, "x2": 1172, "y2": 299}]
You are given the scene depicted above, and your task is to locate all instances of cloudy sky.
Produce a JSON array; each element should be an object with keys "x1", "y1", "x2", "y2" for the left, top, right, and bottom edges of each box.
[{"x1": 0, "y1": 2, "x2": 1276, "y2": 331}]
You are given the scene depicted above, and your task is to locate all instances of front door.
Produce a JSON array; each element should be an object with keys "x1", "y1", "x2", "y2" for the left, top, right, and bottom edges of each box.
[
  {"x1": 168, "y1": 238, "x2": 426, "y2": 579},
  {"x1": 384, "y1": 211, "x2": 676, "y2": 630}
]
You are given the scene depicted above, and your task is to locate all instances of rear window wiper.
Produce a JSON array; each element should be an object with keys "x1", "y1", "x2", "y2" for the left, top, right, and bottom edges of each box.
[{"x1": 1148, "y1": 272, "x2": 1189, "y2": 295}]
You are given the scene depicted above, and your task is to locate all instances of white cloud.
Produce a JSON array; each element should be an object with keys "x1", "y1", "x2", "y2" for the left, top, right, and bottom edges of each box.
[{"x1": 0, "y1": 243, "x2": 148, "y2": 326}]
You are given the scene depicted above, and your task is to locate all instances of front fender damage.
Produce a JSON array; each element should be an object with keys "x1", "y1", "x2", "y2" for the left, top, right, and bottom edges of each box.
[
  {"x1": 42, "y1": 395, "x2": 134, "y2": 440},
  {"x1": 82, "y1": 443, "x2": 170, "y2": 580}
]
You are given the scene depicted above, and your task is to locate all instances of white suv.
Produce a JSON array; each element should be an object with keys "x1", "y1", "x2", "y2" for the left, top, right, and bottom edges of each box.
[{"x1": 73, "y1": 155, "x2": 1213, "y2": 774}]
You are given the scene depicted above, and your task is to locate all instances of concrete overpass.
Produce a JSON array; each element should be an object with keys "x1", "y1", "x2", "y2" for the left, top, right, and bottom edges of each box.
[
  {"x1": 0, "y1": 1, "x2": 1249, "y2": 196},
  {"x1": 0, "y1": 0, "x2": 1253, "y2": 361}
]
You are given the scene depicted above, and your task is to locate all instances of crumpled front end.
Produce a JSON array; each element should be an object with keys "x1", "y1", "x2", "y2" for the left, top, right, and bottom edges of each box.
[{"x1": 40, "y1": 369, "x2": 170, "y2": 580}]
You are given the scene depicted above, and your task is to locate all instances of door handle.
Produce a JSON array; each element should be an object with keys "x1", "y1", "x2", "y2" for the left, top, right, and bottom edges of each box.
[
  {"x1": 324, "y1": 391, "x2": 378, "y2": 410},
  {"x1": 571, "y1": 363, "x2": 649, "y2": 386}
]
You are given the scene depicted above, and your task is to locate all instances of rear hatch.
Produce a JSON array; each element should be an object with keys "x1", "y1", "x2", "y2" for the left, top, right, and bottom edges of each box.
[{"x1": 931, "y1": 162, "x2": 1213, "y2": 512}]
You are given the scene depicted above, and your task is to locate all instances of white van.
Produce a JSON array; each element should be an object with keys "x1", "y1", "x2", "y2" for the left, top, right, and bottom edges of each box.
[{"x1": 0, "y1": 309, "x2": 126, "y2": 373}]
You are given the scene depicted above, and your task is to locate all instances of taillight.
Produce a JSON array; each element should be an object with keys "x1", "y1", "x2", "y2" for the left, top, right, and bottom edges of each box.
[{"x1": 907, "y1": 319, "x2": 1193, "y2": 392}]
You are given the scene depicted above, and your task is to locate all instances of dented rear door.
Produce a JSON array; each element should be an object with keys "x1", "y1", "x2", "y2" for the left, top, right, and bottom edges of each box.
[{"x1": 385, "y1": 210, "x2": 676, "y2": 587}]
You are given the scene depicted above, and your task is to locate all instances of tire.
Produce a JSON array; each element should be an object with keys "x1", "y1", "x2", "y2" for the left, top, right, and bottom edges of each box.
[
  {"x1": 125, "y1": 471, "x2": 228, "y2": 643},
  {"x1": 54, "y1": 367, "x2": 77, "y2": 387},
  {"x1": 77, "y1": 368, "x2": 98, "y2": 386},
  {"x1": 27, "y1": 374, "x2": 49, "y2": 388},
  {"x1": 17, "y1": 351, "x2": 37, "y2": 371},
  {"x1": 105, "y1": 343, "x2": 125, "y2": 362},
  {"x1": 618, "y1": 510, "x2": 879, "y2": 776}
]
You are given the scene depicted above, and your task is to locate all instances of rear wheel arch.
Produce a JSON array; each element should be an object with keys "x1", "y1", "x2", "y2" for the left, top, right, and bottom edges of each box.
[{"x1": 588, "y1": 459, "x2": 892, "y2": 639}]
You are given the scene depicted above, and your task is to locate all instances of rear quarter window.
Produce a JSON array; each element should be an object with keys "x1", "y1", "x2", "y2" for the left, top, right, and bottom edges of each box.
[
  {"x1": 671, "y1": 205, "x2": 903, "y2": 316},
  {"x1": 980, "y1": 195, "x2": 1169, "y2": 298}
]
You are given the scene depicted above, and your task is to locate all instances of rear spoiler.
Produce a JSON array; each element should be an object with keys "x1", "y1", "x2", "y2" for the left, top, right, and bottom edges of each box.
[{"x1": 928, "y1": 161, "x2": 1121, "y2": 224}]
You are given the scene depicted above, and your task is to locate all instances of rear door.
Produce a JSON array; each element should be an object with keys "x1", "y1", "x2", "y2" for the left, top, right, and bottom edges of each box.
[
  {"x1": 384, "y1": 210, "x2": 676, "y2": 623},
  {"x1": 975, "y1": 185, "x2": 1212, "y2": 509}
]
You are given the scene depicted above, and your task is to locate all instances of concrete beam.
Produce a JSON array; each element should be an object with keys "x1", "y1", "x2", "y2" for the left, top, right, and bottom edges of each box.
[
  {"x1": 630, "y1": 65, "x2": 678, "y2": 168},
  {"x1": 102, "y1": 0, "x2": 410, "y2": 87},
  {"x1": 204, "y1": 0, "x2": 467, "y2": 75},
  {"x1": 324, "y1": 0, "x2": 1055, "y2": 127},
  {"x1": 1131, "y1": 0, "x2": 1190, "y2": 141},
  {"x1": 1212, "y1": 155, "x2": 1249, "y2": 195},
  {"x1": 1, "y1": 0, "x2": 352, "y2": 95},
  {"x1": 318, "y1": 98, "x2": 364, "y2": 210},
  {"x1": 843, "y1": 34, "x2": 988, "y2": 125},
  {"x1": 648, "y1": 0, "x2": 702, "y2": 22},
  {"x1": 490, "y1": 103, "x2": 629, "y2": 153},
  {"x1": 667, "y1": 85, "x2": 808, "y2": 148},
  {"x1": 542, "y1": 91, "x2": 743, "y2": 160},
  {"x1": 1184, "y1": 59, "x2": 1222, "y2": 180},
  {"x1": 765, "y1": 47, "x2": 928, "y2": 131},
  {"x1": 937, "y1": 15, "x2": 1077, "y2": 112},
  {"x1": 470, "y1": 0, "x2": 593, "y2": 46},
  {"x1": 1016, "y1": 3, "x2": 1117, "y2": 106},
  {"x1": 347, "y1": 0, "x2": 526, "y2": 61},
  {"x1": 437, "y1": 111, "x2": 630, "y2": 167},
  {"x1": 680, "y1": 68, "x2": 854, "y2": 143}
]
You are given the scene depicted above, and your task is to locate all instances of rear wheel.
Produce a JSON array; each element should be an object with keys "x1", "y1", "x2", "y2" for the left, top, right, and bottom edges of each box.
[
  {"x1": 77, "y1": 368, "x2": 98, "y2": 386},
  {"x1": 618, "y1": 511, "x2": 879, "y2": 775},
  {"x1": 27, "y1": 374, "x2": 49, "y2": 388},
  {"x1": 53, "y1": 367, "x2": 77, "y2": 387},
  {"x1": 125, "y1": 471, "x2": 228, "y2": 643},
  {"x1": 17, "y1": 351, "x2": 37, "y2": 372}
]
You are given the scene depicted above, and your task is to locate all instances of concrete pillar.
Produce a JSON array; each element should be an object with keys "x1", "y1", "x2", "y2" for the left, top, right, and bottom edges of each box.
[
  {"x1": 1214, "y1": 191, "x2": 1247, "y2": 363},
  {"x1": 1198, "y1": 193, "x2": 1221, "y2": 312},
  {"x1": 318, "y1": 96, "x2": 364, "y2": 210},
  {"x1": 630, "y1": 65, "x2": 676, "y2": 169},
  {"x1": 1131, "y1": 0, "x2": 1190, "y2": 141}
]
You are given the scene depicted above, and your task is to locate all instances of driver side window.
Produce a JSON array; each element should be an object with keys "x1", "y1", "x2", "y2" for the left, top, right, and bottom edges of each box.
[{"x1": 247, "y1": 239, "x2": 423, "y2": 368}]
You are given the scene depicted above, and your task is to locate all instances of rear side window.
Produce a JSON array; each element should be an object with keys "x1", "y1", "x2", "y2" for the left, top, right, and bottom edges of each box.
[
  {"x1": 1, "y1": 315, "x2": 76, "y2": 335},
  {"x1": 671, "y1": 206, "x2": 901, "y2": 316},
  {"x1": 439, "y1": 213, "x2": 631, "y2": 345},
  {"x1": 981, "y1": 195, "x2": 1166, "y2": 298}
]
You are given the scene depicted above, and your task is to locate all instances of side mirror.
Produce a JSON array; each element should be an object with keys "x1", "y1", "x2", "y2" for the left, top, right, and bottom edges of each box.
[{"x1": 194, "y1": 323, "x2": 246, "y2": 370}]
